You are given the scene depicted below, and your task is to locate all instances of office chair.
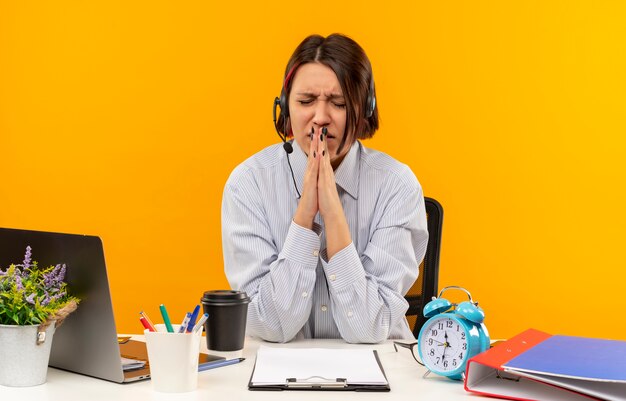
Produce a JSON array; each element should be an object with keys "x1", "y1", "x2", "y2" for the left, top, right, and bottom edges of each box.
[{"x1": 405, "y1": 197, "x2": 443, "y2": 338}]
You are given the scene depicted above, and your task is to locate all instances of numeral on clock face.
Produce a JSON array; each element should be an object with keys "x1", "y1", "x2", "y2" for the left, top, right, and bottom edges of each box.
[{"x1": 421, "y1": 317, "x2": 468, "y2": 372}]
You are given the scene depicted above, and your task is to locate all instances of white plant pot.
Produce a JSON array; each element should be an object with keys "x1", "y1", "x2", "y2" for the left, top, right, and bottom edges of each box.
[{"x1": 0, "y1": 321, "x2": 56, "y2": 387}]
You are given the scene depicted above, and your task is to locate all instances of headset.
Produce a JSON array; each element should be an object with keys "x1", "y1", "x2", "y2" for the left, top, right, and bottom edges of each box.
[
  {"x1": 273, "y1": 65, "x2": 376, "y2": 148},
  {"x1": 272, "y1": 64, "x2": 301, "y2": 155},
  {"x1": 272, "y1": 64, "x2": 376, "y2": 198}
]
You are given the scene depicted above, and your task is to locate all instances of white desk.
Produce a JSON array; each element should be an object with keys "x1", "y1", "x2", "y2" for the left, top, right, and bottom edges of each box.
[{"x1": 0, "y1": 337, "x2": 471, "y2": 400}]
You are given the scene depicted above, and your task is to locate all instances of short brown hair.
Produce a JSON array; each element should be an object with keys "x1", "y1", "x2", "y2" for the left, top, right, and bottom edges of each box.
[{"x1": 277, "y1": 33, "x2": 379, "y2": 153}]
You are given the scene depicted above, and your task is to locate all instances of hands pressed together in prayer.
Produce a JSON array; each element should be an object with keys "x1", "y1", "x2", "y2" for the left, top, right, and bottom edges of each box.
[{"x1": 293, "y1": 127, "x2": 351, "y2": 259}]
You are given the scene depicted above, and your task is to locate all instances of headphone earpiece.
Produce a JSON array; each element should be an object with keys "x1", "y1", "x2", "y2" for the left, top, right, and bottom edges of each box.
[
  {"x1": 273, "y1": 67, "x2": 294, "y2": 140},
  {"x1": 272, "y1": 97, "x2": 282, "y2": 136},
  {"x1": 273, "y1": 84, "x2": 291, "y2": 153},
  {"x1": 279, "y1": 88, "x2": 289, "y2": 119},
  {"x1": 365, "y1": 78, "x2": 376, "y2": 119}
]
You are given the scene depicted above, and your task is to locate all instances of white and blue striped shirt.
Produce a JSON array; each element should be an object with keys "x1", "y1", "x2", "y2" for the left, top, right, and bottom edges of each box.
[{"x1": 222, "y1": 139, "x2": 428, "y2": 343}]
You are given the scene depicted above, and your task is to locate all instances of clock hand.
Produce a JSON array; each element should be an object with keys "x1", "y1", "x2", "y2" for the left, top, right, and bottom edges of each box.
[{"x1": 441, "y1": 331, "x2": 450, "y2": 362}]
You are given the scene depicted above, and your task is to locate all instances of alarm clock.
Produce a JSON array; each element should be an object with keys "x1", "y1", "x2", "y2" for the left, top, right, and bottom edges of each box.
[{"x1": 417, "y1": 286, "x2": 490, "y2": 380}]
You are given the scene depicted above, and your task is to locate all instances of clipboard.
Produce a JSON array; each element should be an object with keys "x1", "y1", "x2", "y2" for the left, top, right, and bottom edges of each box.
[{"x1": 248, "y1": 346, "x2": 390, "y2": 391}]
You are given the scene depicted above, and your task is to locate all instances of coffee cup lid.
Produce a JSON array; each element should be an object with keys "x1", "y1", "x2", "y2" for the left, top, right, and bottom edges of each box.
[{"x1": 201, "y1": 290, "x2": 250, "y2": 304}]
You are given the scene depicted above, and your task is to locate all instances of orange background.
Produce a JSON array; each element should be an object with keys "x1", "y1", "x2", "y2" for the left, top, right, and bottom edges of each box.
[{"x1": 1, "y1": 1, "x2": 625, "y2": 340}]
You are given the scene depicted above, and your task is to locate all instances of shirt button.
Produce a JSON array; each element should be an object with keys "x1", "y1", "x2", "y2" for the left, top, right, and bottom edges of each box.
[
  {"x1": 347, "y1": 311, "x2": 353, "y2": 317},
  {"x1": 302, "y1": 292, "x2": 308, "y2": 297},
  {"x1": 313, "y1": 250, "x2": 319, "y2": 257},
  {"x1": 329, "y1": 274, "x2": 336, "y2": 281},
  {"x1": 321, "y1": 305, "x2": 328, "y2": 312}
]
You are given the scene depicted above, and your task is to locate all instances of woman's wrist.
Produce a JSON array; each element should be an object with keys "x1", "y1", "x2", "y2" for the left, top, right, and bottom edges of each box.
[{"x1": 293, "y1": 208, "x2": 315, "y2": 229}]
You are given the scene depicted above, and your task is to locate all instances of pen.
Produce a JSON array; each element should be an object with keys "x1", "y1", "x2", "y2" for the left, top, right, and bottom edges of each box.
[
  {"x1": 139, "y1": 311, "x2": 156, "y2": 332},
  {"x1": 192, "y1": 313, "x2": 209, "y2": 333},
  {"x1": 178, "y1": 312, "x2": 192, "y2": 333},
  {"x1": 159, "y1": 304, "x2": 174, "y2": 333},
  {"x1": 198, "y1": 358, "x2": 245, "y2": 372},
  {"x1": 139, "y1": 316, "x2": 155, "y2": 332},
  {"x1": 186, "y1": 304, "x2": 201, "y2": 333}
]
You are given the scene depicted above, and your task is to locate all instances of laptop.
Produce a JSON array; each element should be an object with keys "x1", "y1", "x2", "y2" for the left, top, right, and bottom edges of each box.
[{"x1": 0, "y1": 227, "x2": 222, "y2": 383}]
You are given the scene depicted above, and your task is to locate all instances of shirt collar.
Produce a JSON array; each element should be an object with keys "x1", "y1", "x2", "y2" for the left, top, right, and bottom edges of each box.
[
  {"x1": 290, "y1": 139, "x2": 360, "y2": 199},
  {"x1": 333, "y1": 141, "x2": 360, "y2": 199}
]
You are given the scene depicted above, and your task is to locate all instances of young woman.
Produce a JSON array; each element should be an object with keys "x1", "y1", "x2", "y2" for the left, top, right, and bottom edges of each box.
[{"x1": 222, "y1": 33, "x2": 428, "y2": 343}]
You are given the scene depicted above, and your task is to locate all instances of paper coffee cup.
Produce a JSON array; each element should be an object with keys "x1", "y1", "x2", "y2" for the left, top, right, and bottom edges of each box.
[{"x1": 201, "y1": 290, "x2": 250, "y2": 354}]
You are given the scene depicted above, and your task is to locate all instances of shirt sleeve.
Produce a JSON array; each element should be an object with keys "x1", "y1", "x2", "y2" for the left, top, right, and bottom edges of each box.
[
  {"x1": 221, "y1": 169, "x2": 321, "y2": 343},
  {"x1": 320, "y1": 173, "x2": 428, "y2": 344}
]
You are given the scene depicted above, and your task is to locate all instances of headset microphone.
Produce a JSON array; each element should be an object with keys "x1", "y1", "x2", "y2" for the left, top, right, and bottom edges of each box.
[{"x1": 273, "y1": 95, "x2": 300, "y2": 198}]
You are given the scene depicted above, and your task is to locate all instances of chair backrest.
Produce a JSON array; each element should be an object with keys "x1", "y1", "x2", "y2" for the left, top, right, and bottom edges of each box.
[{"x1": 405, "y1": 197, "x2": 443, "y2": 338}]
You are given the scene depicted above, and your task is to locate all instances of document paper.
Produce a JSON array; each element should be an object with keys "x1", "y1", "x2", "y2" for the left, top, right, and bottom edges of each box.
[{"x1": 250, "y1": 346, "x2": 388, "y2": 385}]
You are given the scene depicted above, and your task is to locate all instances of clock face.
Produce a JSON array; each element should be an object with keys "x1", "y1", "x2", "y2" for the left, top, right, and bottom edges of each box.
[{"x1": 419, "y1": 316, "x2": 469, "y2": 374}]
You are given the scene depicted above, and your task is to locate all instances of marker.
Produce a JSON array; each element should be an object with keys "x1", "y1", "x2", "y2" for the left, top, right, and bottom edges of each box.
[
  {"x1": 198, "y1": 358, "x2": 245, "y2": 372},
  {"x1": 159, "y1": 304, "x2": 174, "y2": 333},
  {"x1": 178, "y1": 312, "x2": 192, "y2": 333},
  {"x1": 186, "y1": 305, "x2": 201, "y2": 333},
  {"x1": 192, "y1": 313, "x2": 209, "y2": 333},
  {"x1": 139, "y1": 316, "x2": 155, "y2": 332},
  {"x1": 139, "y1": 311, "x2": 156, "y2": 332}
]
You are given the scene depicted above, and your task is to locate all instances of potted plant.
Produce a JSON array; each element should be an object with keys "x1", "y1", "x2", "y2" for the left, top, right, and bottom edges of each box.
[{"x1": 0, "y1": 246, "x2": 79, "y2": 387}]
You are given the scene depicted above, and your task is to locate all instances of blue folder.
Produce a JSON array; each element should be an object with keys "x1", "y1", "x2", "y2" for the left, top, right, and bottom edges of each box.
[{"x1": 502, "y1": 334, "x2": 626, "y2": 400}]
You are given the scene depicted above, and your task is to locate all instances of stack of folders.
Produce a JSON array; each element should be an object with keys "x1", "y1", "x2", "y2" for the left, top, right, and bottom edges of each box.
[
  {"x1": 464, "y1": 328, "x2": 626, "y2": 401},
  {"x1": 249, "y1": 346, "x2": 389, "y2": 391}
]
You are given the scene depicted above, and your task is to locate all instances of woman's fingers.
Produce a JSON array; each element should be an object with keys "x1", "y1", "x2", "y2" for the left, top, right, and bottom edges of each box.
[
  {"x1": 317, "y1": 127, "x2": 342, "y2": 219},
  {"x1": 294, "y1": 127, "x2": 320, "y2": 228},
  {"x1": 321, "y1": 127, "x2": 329, "y2": 161}
]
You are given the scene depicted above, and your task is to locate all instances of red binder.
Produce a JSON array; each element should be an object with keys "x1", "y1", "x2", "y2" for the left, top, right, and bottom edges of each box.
[{"x1": 463, "y1": 328, "x2": 622, "y2": 401}]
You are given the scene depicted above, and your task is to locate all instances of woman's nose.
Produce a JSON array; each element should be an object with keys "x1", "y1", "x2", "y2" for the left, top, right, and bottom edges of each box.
[{"x1": 312, "y1": 101, "x2": 331, "y2": 126}]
